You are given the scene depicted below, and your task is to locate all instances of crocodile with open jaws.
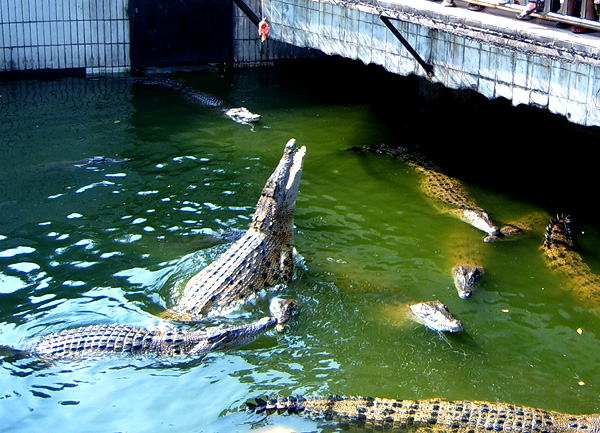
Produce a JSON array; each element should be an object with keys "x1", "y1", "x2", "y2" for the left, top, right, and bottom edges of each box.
[
  {"x1": 541, "y1": 215, "x2": 600, "y2": 309},
  {"x1": 7, "y1": 298, "x2": 296, "y2": 359},
  {"x1": 247, "y1": 395, "x2": 600, "y2": 432},
  {"x1": 130, "y1": 76, "x2": 261, "y2": 126},
  {"x1": 164, "y1": 139, "x2": 306, "y2": 321}
]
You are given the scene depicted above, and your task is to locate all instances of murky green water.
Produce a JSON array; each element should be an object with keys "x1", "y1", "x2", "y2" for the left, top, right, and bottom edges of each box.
[{"x1": 2, "y1": 59, "x2": 600, "y2": 433}]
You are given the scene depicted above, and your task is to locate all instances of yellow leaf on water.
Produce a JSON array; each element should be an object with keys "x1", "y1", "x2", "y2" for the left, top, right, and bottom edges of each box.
[
  {"x1": 114, "y1": 120, "x2": 121, "y2": 124},
  {"x1": 501, "y1": 309, "x2": 509, "y2": 313},
  {"x1": 578, "y1": 381, "x2": 586, "y2": 386},
  {"x1": 577, "y1": 328, "x2": 583, "y2": 334}
]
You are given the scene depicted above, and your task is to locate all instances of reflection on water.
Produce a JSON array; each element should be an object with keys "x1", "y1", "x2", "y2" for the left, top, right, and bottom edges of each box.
[{"x1": 1, "y1": 59, "x2": 600, "y2": 432}]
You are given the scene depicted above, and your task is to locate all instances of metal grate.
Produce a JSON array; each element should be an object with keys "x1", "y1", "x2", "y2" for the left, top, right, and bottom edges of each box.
[{"x1": 0, "y1": 0, "x2": 130, "y2": 76}]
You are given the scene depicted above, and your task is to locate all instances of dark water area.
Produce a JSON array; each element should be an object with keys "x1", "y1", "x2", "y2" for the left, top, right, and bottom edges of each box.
[{"x1": 1, "y1": 58, "x2": 600, "y2": 432}]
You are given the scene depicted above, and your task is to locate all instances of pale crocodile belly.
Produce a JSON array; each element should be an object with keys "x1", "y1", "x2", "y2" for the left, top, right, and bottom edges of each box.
[{"x1": 174, "y1": 230, "x2": 286, "y2": 318}]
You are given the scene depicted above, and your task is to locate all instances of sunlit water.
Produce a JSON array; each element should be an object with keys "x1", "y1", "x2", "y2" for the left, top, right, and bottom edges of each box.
[{"x1": 2, "y1": 59, "x2": 600, "y2": 433}]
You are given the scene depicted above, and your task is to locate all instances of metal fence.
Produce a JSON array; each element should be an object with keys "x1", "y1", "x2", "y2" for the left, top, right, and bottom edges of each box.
[{"x1": 0, "y1": 0, "x2": 130, "y2": 75}]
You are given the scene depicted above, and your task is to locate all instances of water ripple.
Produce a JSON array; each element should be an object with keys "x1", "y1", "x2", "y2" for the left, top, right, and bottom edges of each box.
[{"x1": 0, "y1": 246, "x2": 36, "y2": 257}]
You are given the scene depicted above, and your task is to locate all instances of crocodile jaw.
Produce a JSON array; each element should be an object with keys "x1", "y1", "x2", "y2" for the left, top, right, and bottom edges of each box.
[
  {"x1": 251, "y1": 139, "x2": 306, "y2": 230},
  {"x1": 462, "y1": 208, "x2": 499, "y2": 236}
]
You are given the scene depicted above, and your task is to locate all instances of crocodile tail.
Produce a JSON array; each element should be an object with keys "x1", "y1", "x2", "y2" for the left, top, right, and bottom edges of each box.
[
  {"x1": 0, "y1": 345, "x2": 31, "y2": 360},
  {"x1": 246, "y1": 395, "x2": 307, "y2": 415},
  {"x1": 543, "y1": 214, "x2": 573, "y2": 248}
]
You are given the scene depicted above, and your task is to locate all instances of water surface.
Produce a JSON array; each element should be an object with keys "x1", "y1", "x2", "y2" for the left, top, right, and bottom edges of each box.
[{"x1": 1, "y1": 59, "x2": 600, "y2": 433}]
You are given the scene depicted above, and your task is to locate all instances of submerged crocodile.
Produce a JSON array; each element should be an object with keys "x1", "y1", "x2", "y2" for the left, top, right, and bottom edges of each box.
[
  {"x1": 247, "y1": 395, "x2": 600, "y2": 432},
  {"x1": 408, "y1": 300, "x2": 463, "y2": 332},
  {"x1": 355, "y1": 144, "x2": 500, "y2": 237},
  {"x1": 353, "y1": 144, "x2": 495, "y2": 299},
  {"x1": 447, "y1": 229, "x2": 486, "y2": 299},
  {"x1": 130, "y1": 76, "x2": 261, "y2": 125},
  {"x1": 164, "y1": 139, "x2": 306, "y2": 321},
  {"x1": 379, "y1": 300, "x2": 462, "y2": 333},
  {"x1": 541, "y1": 215, "x2": 600, "y2": 308},
  {"x1": 31, "y1": 156, "x2": 130, "y2": 173},
  {"x1": 453, "y1": 264, "x2": 484, "y2": 299},
  {"x1": 20, "y1": 298, "x2": 297, "y2": 359}
]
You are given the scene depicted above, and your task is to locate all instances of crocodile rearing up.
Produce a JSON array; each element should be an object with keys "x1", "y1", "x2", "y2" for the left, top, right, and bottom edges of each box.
[
  {"x1": 28, "y1": 298, "x2": 297, "y2": 358},
  {"x1": 247, "y1": 395, "x2": 600, "y2": 432},
  {"x1": 165, "y1": 139, "x2": 306, "y2": 321},
  {"x1": 355, "y1": 144, "x2": 500, "y2": 237},
  {"x1": 541, "y1": 215, "x2": 600, "y2": 308}
]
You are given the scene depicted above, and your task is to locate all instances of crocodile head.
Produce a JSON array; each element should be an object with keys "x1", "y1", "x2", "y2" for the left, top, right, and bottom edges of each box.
[
  {"x1": 269, "y1": 298, "x2": 298, "y2": 330},
  {"x1": 224, "y1": 107, "x2": 262, "y2": 124},
  {"x1": 408, "y1": 300, "x2": 463, "y2": 333},
  {"x1": 452, "y1": 264, "x2": 484, "y2": 299},
  {"x1": 251, "y1": 139, "x2": 306, "y2": 232},
  {"x1": 462, "y1": 208, "x2": 500, "y2": 236},
  {"x1": 483, "y1": 224, "x2": 525, "y2": 243},
  {"x1": 195, "y1": 317, "x2": 278, "y2": 355}
]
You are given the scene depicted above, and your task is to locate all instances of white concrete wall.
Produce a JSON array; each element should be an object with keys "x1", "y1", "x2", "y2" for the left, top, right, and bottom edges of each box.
[
  {"x1": 0, "y1": 0, "x2": 130, "y2": 75},
  {"x1": 263, "y1": 0, "x2": 600, "y2": 127}
]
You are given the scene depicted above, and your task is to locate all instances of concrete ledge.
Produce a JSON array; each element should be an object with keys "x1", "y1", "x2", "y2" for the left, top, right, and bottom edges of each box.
[{"x1": 263, "y1": 0, "x2": 600, "y2": 126}]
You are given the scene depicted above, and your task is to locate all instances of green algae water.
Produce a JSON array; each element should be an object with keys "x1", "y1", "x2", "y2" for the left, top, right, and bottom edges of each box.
[{"x1": 2, "y1": 59, "x2": 600, "y2": 433}]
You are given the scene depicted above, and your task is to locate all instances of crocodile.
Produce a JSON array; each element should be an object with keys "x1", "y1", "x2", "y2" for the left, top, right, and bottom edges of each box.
[
  {"x1": 71, "y1": 156, "x2": 130, "y2": 167},
  {"x1": 541, "y1": 215, "x2": 600, "y2": 308},
  {"x1": 164, "y1": 139, "x2": 306, "y2": 321},
  {"x1": 30, "y1": 156, "x2": 130, "y2": 173},
  {"x1": 379, "y1": 300, "x2": 462, "y2": 333},
  {"x1": 247, "y1": 395, "x2": 600, "y2": 432},
  {"x1": 448, "y1": 229, "x2": 486, "y2": 299},
  {"x1": 453, "y1": 264, "x2": 484, "y2": 299},
  {"x1": 354, "y1": 144, "x2": 500, "y2": 237},
  {"x1": 130, "y1": 76, "x2": 261, "y2": 125},
  {"x1": 408, "y1": 300, "x2": 463, "y2": 332},
  {"x1": 23, "y1": 298, "x2": 297, "y2": 359}
]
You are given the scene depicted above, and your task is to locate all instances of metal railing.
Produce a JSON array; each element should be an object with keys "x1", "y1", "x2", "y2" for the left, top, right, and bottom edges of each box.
[
  {"x1": 341, "y1": 0, "x2": 600, "y2": 31},
  {"x1": 457, "y1": 0, "x2": 600, "y2": 31}
]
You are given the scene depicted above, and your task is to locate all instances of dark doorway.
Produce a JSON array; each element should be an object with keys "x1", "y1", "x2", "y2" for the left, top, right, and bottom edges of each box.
[{"x1": 130, "y1": 0, "x2": 233, "y2": 69}]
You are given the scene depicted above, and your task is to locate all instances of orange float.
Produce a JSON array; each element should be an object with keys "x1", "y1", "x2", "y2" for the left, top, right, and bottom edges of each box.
[{"x1": 258, "y1": 18, "x2": 270, "y2": 42}]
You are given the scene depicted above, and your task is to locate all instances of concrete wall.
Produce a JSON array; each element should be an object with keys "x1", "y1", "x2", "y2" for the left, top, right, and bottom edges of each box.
[
  {"x1": 262, "y1": 0, "x2": 600, "y2": 127},
  {"x1": 0, "y1": 0, "x2": 130, "y2": 75},
  {"x1": 233, "y1": 0, "x2": 321, "y2": 66}
]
